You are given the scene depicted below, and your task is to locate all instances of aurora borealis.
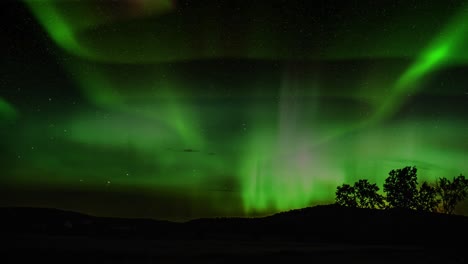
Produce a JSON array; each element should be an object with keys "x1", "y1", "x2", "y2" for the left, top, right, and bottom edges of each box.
[{"x1": 1, "y1": 0, "x2": 467, "y2": 221}]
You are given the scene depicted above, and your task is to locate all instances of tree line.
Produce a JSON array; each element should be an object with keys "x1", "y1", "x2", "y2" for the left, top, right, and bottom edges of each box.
[{"x1": 335, "y1": 166, "x2": 468, "y2": 214}]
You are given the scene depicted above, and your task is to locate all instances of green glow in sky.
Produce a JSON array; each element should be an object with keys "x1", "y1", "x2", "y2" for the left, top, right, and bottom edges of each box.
[
  {"x1": 23, "y1": 1, "x2": 468, "y2": 64},
  {"x1": 0, "y1": 97, "x2": 18, "y2": 121},
  {"x1": 396, "y1": 7, "x2": 468, "y2": 90},
  {"x1": 2, "y1": 1, "x2": 467, "y2": 220},
  {"x1": 23, "y1": 0, "x2": 175, "y2": 61},
  {"x1": 369, "y1": 5, "x2": 468, "y2": 124},
  {"x1": 24, "y1": 0, "x2": 89, "y2": 58}
]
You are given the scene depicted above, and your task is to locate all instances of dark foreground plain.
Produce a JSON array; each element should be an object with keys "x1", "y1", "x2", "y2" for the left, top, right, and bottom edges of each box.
[{"x1": 1, "y1": 205, "x2": 467, "y2": 263}]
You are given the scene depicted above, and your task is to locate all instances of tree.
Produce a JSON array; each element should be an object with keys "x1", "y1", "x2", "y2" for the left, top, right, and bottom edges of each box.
[
  {"x1": 335, "y1": 167, "x2": 467, "y2": 214},
  {"x1": 336, "y1": 184, "x2": 357, "y2": 207},
  {"x1": 354, "y1": 179, "x2": 385, "y2": 209},
  {"x1": 436, "y1": 174, "x2": 468, "y2": 214},
  {"x1": 414, "y1": 182, "x2": 439, "y2": 212},
  {"x1": 336, "y1": 180, "x2": 384, "y2": 209},
  {"x1": 383, "y1": 166, "x2": 418, "y2": 209}
]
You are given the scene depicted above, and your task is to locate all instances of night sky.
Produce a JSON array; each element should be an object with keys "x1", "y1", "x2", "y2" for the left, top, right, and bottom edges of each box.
[{"x1": 1, "y1": 0, "x2": 467, "y2": 221}]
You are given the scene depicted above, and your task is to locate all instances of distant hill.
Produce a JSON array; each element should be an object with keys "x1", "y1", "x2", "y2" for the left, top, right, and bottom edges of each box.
[
  {"x1": 0, "y1": 206, "x2": 179, "y2": 238},
  {"x1": 185, "y1": 204, "x2": 468, "y2": 246},
  {"x1": 2, "y1": 204, "x2": 467, "y2": 246},
  {"x1": 3, "y1": 205, "x2": 468, "y2": 263}
]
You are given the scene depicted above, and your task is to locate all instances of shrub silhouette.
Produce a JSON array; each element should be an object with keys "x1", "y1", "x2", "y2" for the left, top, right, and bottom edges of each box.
[
  {"x1": 436, "y1": 174, "x2": 468, "y2": 214},
  {"x1": 336, "y1": 179, "x2": 384, "y2": 209},
  {"x1": 383, "y1": 166, "x2": 418, "y2": 209}
]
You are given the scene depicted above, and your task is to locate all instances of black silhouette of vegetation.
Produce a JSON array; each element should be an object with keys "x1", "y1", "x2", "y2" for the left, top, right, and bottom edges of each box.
[
  {"x1": 335, "y1": 179, "x2": 384, "y2": 209},
  {"x1": 2, "y1": 170, "x2": 468, "y2": 263},
  {"x1": 384, "y1": 166, "x2": 419, "y2": 209},
  {"x1": 335, "y1": 184, "x2": 356, "y2": 207},
  {"x1": 336, "y1": 166, "x2": 467, "y2": 214},
  {"x1": 436, "y1": 175, "x2": 468, "y2": 214},
  {"x1": 415, "y1": 182, "x2": 439, "y2": 212}
]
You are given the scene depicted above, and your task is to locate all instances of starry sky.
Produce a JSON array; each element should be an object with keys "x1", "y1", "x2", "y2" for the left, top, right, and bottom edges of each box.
[{"x1": 1, "y1": 0, "x2": 467, "y2": 221}]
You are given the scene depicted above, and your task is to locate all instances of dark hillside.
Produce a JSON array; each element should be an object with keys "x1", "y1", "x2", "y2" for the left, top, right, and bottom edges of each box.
[{"x1": 2, "y1": 205, "x2": 467, "y2": 263}]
